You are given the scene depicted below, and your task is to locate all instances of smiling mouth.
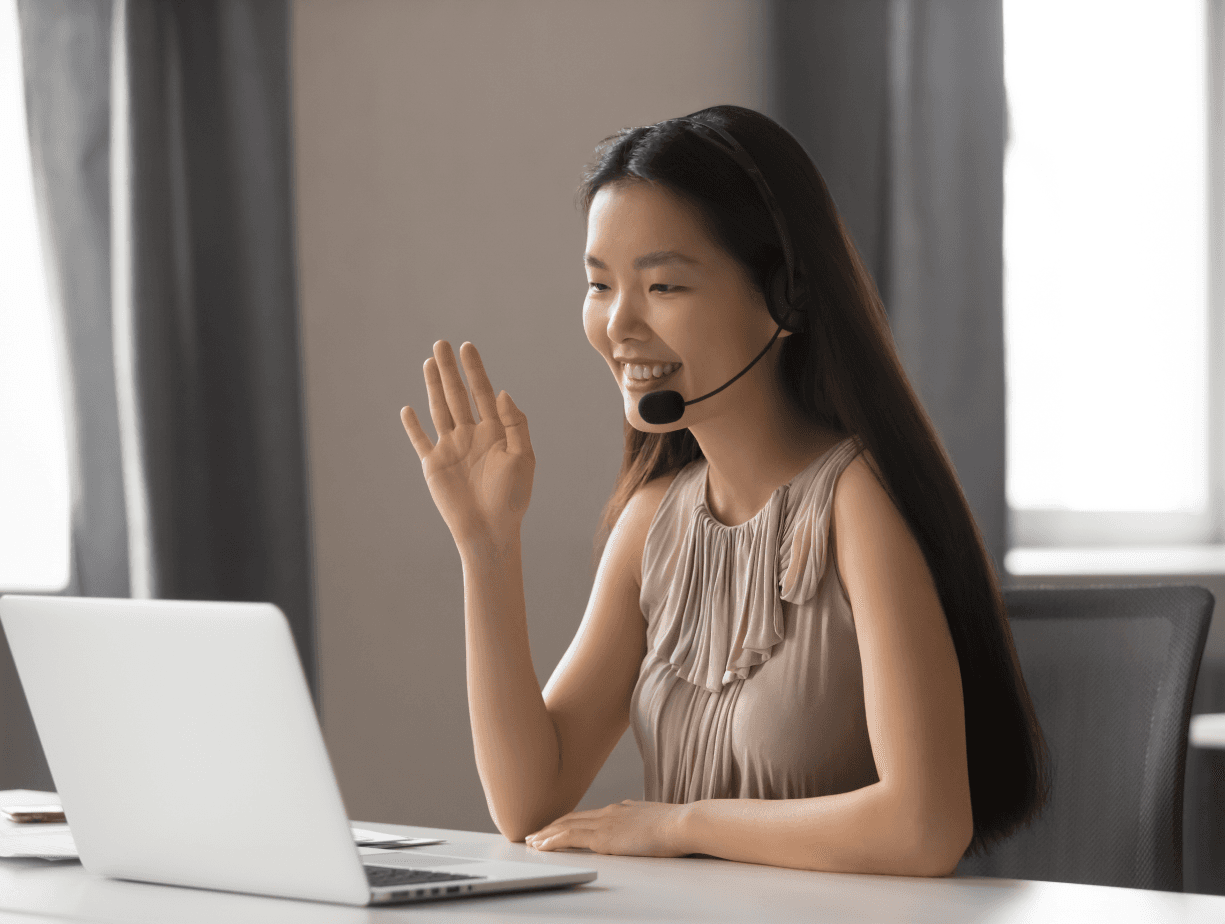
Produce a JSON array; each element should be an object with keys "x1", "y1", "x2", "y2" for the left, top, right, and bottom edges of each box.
[{"x1": 622, "y1": 363, "x2": 682, "y2": 390}]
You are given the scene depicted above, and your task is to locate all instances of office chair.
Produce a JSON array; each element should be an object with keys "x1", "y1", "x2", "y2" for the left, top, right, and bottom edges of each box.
[{"x1": 955, "y1": 583, "x2": 1214, "y2": 892}]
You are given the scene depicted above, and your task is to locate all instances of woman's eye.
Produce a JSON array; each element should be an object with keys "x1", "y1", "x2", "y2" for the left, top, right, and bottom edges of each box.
[{"x1": 585, "y1": 282, "x2": 681, "y2": 293}]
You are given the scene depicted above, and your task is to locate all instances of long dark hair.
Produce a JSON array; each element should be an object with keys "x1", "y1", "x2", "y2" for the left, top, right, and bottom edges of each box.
[{"x1": 576, "y1": 104, "x2": 1048, "y2": 857}]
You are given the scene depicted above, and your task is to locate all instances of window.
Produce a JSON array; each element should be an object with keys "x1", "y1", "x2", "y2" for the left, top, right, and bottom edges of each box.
[
  {"x1": 0, "y1": 0, "x2": 71, "y2": 592},
  {"x1": 1002, "y1": 0, "x2": 1220, "y2": 550}
]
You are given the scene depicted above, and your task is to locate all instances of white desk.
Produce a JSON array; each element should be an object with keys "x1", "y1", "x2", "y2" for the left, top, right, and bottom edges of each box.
[
  {"x1": 1191, "y1": 713, "x2": 1225, "y2": 749},
  {"x1": 0, "y1": 820, "x2": 1223, "y2": 923}
]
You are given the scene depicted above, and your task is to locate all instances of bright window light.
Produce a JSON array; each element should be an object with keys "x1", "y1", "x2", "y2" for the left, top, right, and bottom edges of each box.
[
  {"x1": 0, "y1": 0, "x2": 70, "y2": 591},
  {"x1": 1003, "y1": 0, "x2": 1208, "y2": 513}
]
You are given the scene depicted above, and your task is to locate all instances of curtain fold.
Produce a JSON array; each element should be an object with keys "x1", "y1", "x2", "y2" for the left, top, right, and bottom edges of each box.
[
  {"x1": 7, "y1": 0, "x2": 316, "y2": 786},
  {"x1": 772, "y1": 0, "x2": 1008, "y2": 576}
]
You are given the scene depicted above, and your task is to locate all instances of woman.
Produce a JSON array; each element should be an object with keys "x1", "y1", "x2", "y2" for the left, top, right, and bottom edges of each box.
[{"x1": 399, "y1": 105, "x2": 1048, "y2": 876}]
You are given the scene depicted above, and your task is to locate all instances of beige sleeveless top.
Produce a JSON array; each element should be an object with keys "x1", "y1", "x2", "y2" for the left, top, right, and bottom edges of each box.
[{"x1": 630, "y1": 434, "x2": 879, "y2": 803}]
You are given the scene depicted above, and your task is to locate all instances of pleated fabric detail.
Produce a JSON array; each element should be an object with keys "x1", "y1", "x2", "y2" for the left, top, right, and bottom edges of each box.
[
  {"x1": 640, "y1": 435, "x2": 866, "y2": 694},
  {"x1": 631, "y1": 434, "x2": 880, "y2": 805}
]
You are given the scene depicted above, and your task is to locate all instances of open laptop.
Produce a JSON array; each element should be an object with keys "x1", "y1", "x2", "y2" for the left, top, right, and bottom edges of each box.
[{"x1": 0, "y1": 595, "x2": 597, "y2": 905}]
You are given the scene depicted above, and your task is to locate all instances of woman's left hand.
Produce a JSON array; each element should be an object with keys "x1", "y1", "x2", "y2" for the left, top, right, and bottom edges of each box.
[{"x1": 524, "y1": 800, "x2": 691, "y2": 857}]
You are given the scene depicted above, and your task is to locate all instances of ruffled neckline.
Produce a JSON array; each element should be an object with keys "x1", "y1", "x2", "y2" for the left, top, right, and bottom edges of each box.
[
  {"x1": 640, "y1": 435, "x2": 864, "y2": 694},
  {"x1": 696, "y1": 440, "x2": 848, "y2": 530}
]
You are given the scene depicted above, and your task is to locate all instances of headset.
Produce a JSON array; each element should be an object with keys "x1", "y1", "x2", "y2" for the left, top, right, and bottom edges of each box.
[{"x1": 635, "y1": 118, "x2": 810, "y2": 425}]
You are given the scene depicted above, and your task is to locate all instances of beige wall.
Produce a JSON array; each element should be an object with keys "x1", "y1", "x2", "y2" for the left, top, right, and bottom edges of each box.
[{"x1": 292, "y1": 0, "x2": 772, "y2": 831}]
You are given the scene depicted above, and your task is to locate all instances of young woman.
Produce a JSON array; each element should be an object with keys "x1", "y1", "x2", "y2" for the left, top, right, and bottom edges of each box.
[{"x1": 399, "y1": 105, "x2": 1048, "y2": 877}]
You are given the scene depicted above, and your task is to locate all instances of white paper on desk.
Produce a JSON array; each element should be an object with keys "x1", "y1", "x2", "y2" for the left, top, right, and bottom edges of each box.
[{"x1": 0, "y1": 829, "x2": 77, "y2": 861}]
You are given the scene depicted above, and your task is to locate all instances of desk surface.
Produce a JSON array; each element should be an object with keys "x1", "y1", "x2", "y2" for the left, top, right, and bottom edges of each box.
[
  {"x1": 0, "y1": 820, "x2": 1224, "y2": 923},
  {"x1": 1191, "y1": 713, "x2": 1225, "y2": 748}
]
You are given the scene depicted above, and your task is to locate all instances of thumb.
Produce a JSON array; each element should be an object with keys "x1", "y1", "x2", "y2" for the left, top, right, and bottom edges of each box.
[{"x1": 498, "y1": 391, "x2": 532, "y2": 456}]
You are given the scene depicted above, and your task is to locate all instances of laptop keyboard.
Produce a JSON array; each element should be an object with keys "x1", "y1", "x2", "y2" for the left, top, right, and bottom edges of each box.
[{"x1": 365, "y1": 866, "x2": 486, "y2": 888}]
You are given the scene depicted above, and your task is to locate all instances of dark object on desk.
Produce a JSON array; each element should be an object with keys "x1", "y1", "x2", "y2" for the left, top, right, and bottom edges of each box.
[
  {"x1": 1, "y1": 805, "x2": 65, "y2": 824},
  {"x1": 956, "y1": 584, "x2": 1213, "y2": 892}
]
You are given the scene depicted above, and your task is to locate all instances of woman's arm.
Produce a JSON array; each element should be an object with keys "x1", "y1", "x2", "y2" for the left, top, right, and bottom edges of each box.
[
  {"x1": 460, "y1": 537, "x2": 566, "y2": 842},
  {"x1": 401, "y1": 340, "x2": 558, "y2": 841},
  {"x1": 675, "y1": 783, "x2": 964, "y2": 877},
  {"x1": 678, "y1": 451, "x2": 973, "y2": 875},
  {"x1": 463, "y1": 474, "x2": 658, "y2": 843}
]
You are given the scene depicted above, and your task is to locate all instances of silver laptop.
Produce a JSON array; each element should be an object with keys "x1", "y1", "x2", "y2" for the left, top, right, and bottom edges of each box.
[{"x1": 0, "y1": 595, "x2": 596, "y2": 905}]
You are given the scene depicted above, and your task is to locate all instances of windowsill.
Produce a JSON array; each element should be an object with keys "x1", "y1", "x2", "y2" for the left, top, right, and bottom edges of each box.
[{"x1": 1005, "y1": 545, "x2": 1225, "y2": 577}]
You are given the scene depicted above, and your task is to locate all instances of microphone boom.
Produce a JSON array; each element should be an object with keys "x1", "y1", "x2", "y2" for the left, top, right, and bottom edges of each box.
[{"x1": 636, "y1": 324, "x2": 784, "y2": 425}]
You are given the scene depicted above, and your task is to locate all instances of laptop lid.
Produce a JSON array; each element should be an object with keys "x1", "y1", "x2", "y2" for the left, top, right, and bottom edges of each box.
[{"x1": 0, "y1": 595, "x2": 371, "y2": 905}]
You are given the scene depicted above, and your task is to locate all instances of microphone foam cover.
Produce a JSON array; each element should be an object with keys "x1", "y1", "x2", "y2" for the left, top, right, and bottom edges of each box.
[{"x1": 638, "y1": 390, "x2": 685, "y2": 425}]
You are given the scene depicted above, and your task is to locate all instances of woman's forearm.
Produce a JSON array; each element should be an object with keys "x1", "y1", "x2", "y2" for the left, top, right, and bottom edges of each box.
[
  {"x1": 677, "y1": 781, "x2": 971, "y2": 877},
  {"x1": 460, "y1": 536, "x2": 561, "y2": 842}
]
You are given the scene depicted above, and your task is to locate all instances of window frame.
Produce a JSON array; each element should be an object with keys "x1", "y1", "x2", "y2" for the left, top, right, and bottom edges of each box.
[{"x1": 1008, "y1": 0, "x2": 1225, "y2": 550}]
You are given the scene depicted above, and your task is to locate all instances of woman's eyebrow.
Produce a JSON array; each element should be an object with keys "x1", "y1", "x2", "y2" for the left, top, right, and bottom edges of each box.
[{"x1": 584, "y1": 250, "x2": 701, "y2": 271}]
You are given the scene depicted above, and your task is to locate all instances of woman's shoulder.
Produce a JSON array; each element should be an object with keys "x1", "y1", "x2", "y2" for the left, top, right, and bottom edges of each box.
[
  {"x1": 629, "y1": 467, "x2": 692, "y2": 541},
  {"x1": 623, "y1": 472, "x2": 681, "y2": 526},
  {"x1": 638, "y1": 469, "x2": 683, "y2": 499},
  {"x1": 614, "y1": 469, "x2": 687, "y2": 591},
  {"x1": 779, "y1": 430, "x2": 863, "y2": 505}
]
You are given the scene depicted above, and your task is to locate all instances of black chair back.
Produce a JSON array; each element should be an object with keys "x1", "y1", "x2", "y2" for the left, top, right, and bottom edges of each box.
[{"x1": 956, "y1": 583, "x2": 1214, "y2": 891}]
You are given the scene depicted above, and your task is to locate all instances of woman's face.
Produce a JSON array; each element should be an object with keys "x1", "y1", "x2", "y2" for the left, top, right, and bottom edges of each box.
[{"x1": 582, "y1": 180, "x2": 784, "y2": 432}]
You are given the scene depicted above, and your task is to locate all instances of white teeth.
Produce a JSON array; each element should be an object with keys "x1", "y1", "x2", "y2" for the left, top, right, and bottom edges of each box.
[{"x1": 625, "y1": 362, "x2": 679, "y2": 380}]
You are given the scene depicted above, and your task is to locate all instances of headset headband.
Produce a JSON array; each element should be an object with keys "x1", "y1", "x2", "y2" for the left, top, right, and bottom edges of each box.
[{"x1": 671, "y1": 118, "x2": 798, "y2": 308}]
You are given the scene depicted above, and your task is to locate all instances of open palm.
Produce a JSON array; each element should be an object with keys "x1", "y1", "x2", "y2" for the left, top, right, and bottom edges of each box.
[{"x1": 400, "y1": 341, "x2": 535, "y2": 552}]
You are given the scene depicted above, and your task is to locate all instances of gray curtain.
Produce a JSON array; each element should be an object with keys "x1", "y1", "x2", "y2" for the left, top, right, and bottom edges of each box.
[
  {"x1": 771, "y1": 0, "x2": 1008, "y2": 577},
  {"x1": 3, "y1": 0, "x2": 316, "y2": 788}
]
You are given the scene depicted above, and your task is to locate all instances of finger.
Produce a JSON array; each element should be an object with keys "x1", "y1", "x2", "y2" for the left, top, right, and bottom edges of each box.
[
  {"x1": 424, "y1": 357, "x2": 454, "y2": 437},
  {"x1": 434, "y1": 340, "x2": 475, "y2": 426},
  {"x1": 528, "y1": 822, "x2": 565, "y2": 840},
  {"x1": 459, "y1": 342, "x2": 499, "y2": 424},
  {"x1": 498, "y1": 391, "x2": 533, "y2": 457},
  {"x1": 535, "y1": 827, "x2": 595, "y2": 852},
  {"x1": 531, "y1": 811, "x2": 586, "y2": 838},
  {"x1": 526, "y1": 819, "x2": 570, "y2": 845},
  {"x1": 399, "y1": 406, "x2": 435, "y2": 460}
]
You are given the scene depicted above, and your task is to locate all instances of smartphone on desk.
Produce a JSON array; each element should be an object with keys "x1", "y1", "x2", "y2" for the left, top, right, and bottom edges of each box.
[{"x1": 1, "y1": 805, "x2": 66, "y2": 824}]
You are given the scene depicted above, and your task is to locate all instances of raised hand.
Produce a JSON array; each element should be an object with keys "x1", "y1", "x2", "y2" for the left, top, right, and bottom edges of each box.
[{"x1": 400, "y1": 341, "x2": 535, "y2": 555}]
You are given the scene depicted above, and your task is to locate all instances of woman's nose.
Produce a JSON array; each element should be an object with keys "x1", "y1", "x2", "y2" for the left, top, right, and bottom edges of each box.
[{"x1": 605, "y1": 289, "x2": 648, "y2": 342}]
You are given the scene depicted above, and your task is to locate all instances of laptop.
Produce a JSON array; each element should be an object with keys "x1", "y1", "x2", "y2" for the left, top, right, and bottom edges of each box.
[{"x1": 0, "y1": 595, "x2": 597, "y2": 905}]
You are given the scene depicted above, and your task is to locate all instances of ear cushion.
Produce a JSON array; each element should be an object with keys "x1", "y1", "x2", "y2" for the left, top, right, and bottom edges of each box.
[{"x1": 767, "y1": 263, "x2": 808, "y2": 333}]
